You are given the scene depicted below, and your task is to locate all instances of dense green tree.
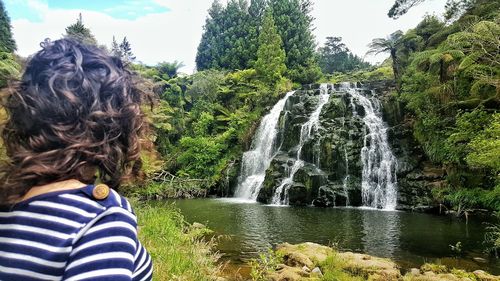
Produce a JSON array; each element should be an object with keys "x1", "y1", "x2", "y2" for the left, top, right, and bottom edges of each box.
[
  {"x1": 414, "y1": 15, "x2": 446, "y2": 47},
  {"x1": 196, "y1": 0, "x2": 320, "y2": 83},
  {"x1": 269, "y1": 0, "x2": 321, "y2": 83},
  {"x1": 247, "y1": 0, "x2": 267, "y2": 66},
  {"x1": 367, "y1": 30, "x2": 404, "y2": 83},
  {"x1": 318, "y1": 36, "x2": 370, "y2": 74},
  {"x1": 196, "y1": 0, "x2": 263, "y2": 71},
  {"x1": 65, "y1": 14, "x2": 97, "y2": 45},
  {"x1": 254, "y1": 10, "x2": 286, "y2": 85},
  {"x1": 0, "y1": 0, "x2": 16, "y2": 52},
  {"x1": 196, "y1": 0, "x2": 224, "y2": 70},
  {"x1": 219, "y1": 0, "x2": 252, "y2": 70},
  {"x1": 0, "y1": 0, "x2": 18, "y2": 88}
]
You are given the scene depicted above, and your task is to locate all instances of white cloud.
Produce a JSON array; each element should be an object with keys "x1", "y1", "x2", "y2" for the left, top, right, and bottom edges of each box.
[
  {"x1": 312, "y1": 0, "x2": 446, "y2": 64},
  {"x1": 11, "y1": 0, "x2": 445, "y2": 73},
  {"x1": 11, "y1": 0, "x2": 211, "y2": 73}
]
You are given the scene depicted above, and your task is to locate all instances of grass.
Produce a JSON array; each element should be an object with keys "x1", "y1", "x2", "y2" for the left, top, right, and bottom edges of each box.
[
  {"x1": 134, "y1": 201, "x2": 220, "y2": 281},
  {"x1": 320, "y1": 254, "x2": 365, "y2": 281}
]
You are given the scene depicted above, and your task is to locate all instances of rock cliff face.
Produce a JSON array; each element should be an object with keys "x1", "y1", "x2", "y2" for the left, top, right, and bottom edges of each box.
[{"x1": 242, "y1": 82, "x2": 443, "y2": 211}]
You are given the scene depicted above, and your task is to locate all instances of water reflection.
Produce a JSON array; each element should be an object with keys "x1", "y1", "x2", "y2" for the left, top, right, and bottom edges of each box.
[{"x1": 361, "y1": 209, "x2": 399, "y2": 258}]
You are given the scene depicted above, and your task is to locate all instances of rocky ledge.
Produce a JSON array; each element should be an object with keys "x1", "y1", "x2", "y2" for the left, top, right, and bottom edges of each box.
[{"x1": 259, "y1": 242, "x2": 499, "y2": 281}]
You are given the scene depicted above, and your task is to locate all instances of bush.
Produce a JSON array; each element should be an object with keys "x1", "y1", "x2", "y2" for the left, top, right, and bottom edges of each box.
[{"x1": 177, "y1": 136, "x2": 224, "y2": 180}]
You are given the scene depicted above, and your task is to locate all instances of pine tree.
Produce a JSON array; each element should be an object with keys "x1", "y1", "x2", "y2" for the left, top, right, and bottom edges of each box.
[
  {"x1": 65, "y1": 13, "x2": 98, "y2": 45},
  {"x1": 110, "y1": 36, "x2": 122, "y2": 58},
  {"x1": 219, "y1": 0, "x2": 252, "y2": 70},
  {"x1": 119, "y1": 37, "x2": 135, "y2": 62},
  {"x1": 255, "y1": 10, "x2": 286, "y2": 84},
  {"x1": 247, "y1": 0, "x2": 267, "y2": 66},
  {"x1": 269, "y1": 0, "x2": 321, "y2": 84},
  {"x1": 0, "y1": 0, "x2": 16, "y2": 52},
  {"x1": 197, "y1": 0, "x2": 266, "y2": 71},
  {"x1": 196, "y1": 0, "x2": 224, "y2": 70}
]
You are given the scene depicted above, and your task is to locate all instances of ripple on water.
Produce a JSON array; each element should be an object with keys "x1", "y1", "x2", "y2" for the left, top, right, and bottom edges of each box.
[{"x1": 164, "y1": 198, "x2": 500, "y2": 275}]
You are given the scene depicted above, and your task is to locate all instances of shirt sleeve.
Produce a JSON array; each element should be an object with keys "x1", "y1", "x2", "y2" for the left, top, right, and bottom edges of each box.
[{"x1": 62, "y1": 207, "x2": 143, "y2": 281}]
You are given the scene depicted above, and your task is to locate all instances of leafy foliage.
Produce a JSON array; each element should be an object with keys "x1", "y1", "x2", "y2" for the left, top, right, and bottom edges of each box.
[
  {"x1": 485, "y1": 212, "x2": 500, "y2": 257},
  {"x1": 249, "y1": 249, "x2": 284, "y2": 281},
  {"x1": 466, "y1": 113, "x2": 500, "y2": 172},
  {"x1": 395, "y1": 1, "x2": 500, "y2": 211},
  {"x1": 135, "y1": 54, "x2": 292, "y2": 193}
]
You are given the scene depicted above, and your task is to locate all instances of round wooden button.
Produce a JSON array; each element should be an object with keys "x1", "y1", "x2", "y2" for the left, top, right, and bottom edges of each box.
[{"x1": 92, "y1": 184, "x2": 110, "y2": 200}]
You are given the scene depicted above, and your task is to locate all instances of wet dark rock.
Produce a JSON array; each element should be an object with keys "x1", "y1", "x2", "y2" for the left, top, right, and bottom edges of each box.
[{"x1": 251, "y1": 81, "x2": 439, "y2": 209}]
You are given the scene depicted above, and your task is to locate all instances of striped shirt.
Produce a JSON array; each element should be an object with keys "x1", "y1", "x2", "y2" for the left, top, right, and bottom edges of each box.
[{"x1": 0, "y1": 184, "x2": 152, "y2": 281}]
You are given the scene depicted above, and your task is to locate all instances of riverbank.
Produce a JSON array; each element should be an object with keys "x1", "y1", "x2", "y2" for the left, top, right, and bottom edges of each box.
[
  {"x1": 135, "y1": 198, "x2": 500, "y2": 280},
  {"x1": 249, "y1": 242, "x2": 500, "y2": 281},
  {"x1": 134, "y1": 201, "x2": 221, "y2": 280}
]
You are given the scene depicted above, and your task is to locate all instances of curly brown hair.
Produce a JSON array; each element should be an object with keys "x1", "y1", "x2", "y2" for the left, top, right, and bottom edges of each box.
[{"x1": 0, "y1": 38, "x2": 152, "y2": 205}]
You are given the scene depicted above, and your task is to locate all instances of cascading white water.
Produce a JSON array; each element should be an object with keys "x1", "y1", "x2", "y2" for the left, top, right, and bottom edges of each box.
[
  {"x1": 271, "y1": 84, "x2": 330, "y2": 205},
  {"x1": 342, "y1": 147, "x2": 350, "y2": 206},
  {"x1": 341, "y1": 83, "x2": 398, "y2": 210},
  {"x1": 234, "y1": 91, "x2": 295, "y2": 201}
]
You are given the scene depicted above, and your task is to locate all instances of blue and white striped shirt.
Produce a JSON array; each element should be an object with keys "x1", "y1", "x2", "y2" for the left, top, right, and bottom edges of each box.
[{"x1": 0, "y1": 184, "x2": 152, "y2": 281}]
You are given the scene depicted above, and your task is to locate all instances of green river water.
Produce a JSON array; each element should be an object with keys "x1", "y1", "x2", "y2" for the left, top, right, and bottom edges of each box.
[{"x1": 165, "y1": 198, "x2": 500, "y2": 274}]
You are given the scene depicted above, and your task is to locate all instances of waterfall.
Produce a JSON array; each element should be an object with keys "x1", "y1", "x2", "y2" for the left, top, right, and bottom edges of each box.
[
  {"x1": 342, "y1": 147, "x2": 350, "y2": 206},
  {"x1": 341, "y1": 83, "x2": 398, "y2": 210},
  {"x1": 271, "y1": 84, "x2": 330, "y2": 205},
  {"x1": 234, "y1": 91, "x2": 295, "y2": 201}
]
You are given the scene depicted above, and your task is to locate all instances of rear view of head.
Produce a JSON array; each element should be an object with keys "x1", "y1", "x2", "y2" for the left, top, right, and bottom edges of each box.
[{"x1": 0, "y1": 38, "x2": 150, "y2": 204}]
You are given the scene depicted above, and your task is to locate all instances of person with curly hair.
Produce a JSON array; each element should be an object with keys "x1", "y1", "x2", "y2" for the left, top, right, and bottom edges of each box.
[{"x1": 0, "y1": 38, "x2": 153, "y2": 281}]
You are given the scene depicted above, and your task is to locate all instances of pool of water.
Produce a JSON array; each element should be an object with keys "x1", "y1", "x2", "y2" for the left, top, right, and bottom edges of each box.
[{"x1": 164, "y1": 198, "x2": 500, "y2": 274}]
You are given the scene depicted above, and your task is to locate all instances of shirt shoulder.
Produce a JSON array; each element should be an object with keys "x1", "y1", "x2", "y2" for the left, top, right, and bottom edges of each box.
[{"x1": 81, "y1": 184, "x2": 135, "y2": 214}]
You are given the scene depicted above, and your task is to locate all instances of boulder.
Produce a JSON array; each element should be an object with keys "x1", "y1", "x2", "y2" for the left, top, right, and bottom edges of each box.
[
  {"x1": 258, "y1": 242, "x2": 499, "y2": 281},
  {"x1": 268, "y1": 264, "x2": 310, "y2": 281},
  {"x1": 276, "y1": 242, "x2": 334, "y2": 266},
  {"x1": 251, "y1": 83, "x2": 442, "y2": 209},
  {"x1": 336, "y1": 251, "x2": 401, "y2": 280}
]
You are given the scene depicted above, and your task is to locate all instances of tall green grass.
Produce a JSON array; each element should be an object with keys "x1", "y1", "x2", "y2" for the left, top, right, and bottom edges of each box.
[{"x1": 134, "y1": 201, "x2": 220, "y2": 281}]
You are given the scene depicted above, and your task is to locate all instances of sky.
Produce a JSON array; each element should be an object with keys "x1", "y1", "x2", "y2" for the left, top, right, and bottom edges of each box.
[{"x1": 5, "y1": 0, "x2": 446, "y2": 73}]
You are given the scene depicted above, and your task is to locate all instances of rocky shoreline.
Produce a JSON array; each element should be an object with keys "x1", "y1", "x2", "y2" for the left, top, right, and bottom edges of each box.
[{"x1": 251, "y1": 242, "x2": 499, "y2": 281}]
